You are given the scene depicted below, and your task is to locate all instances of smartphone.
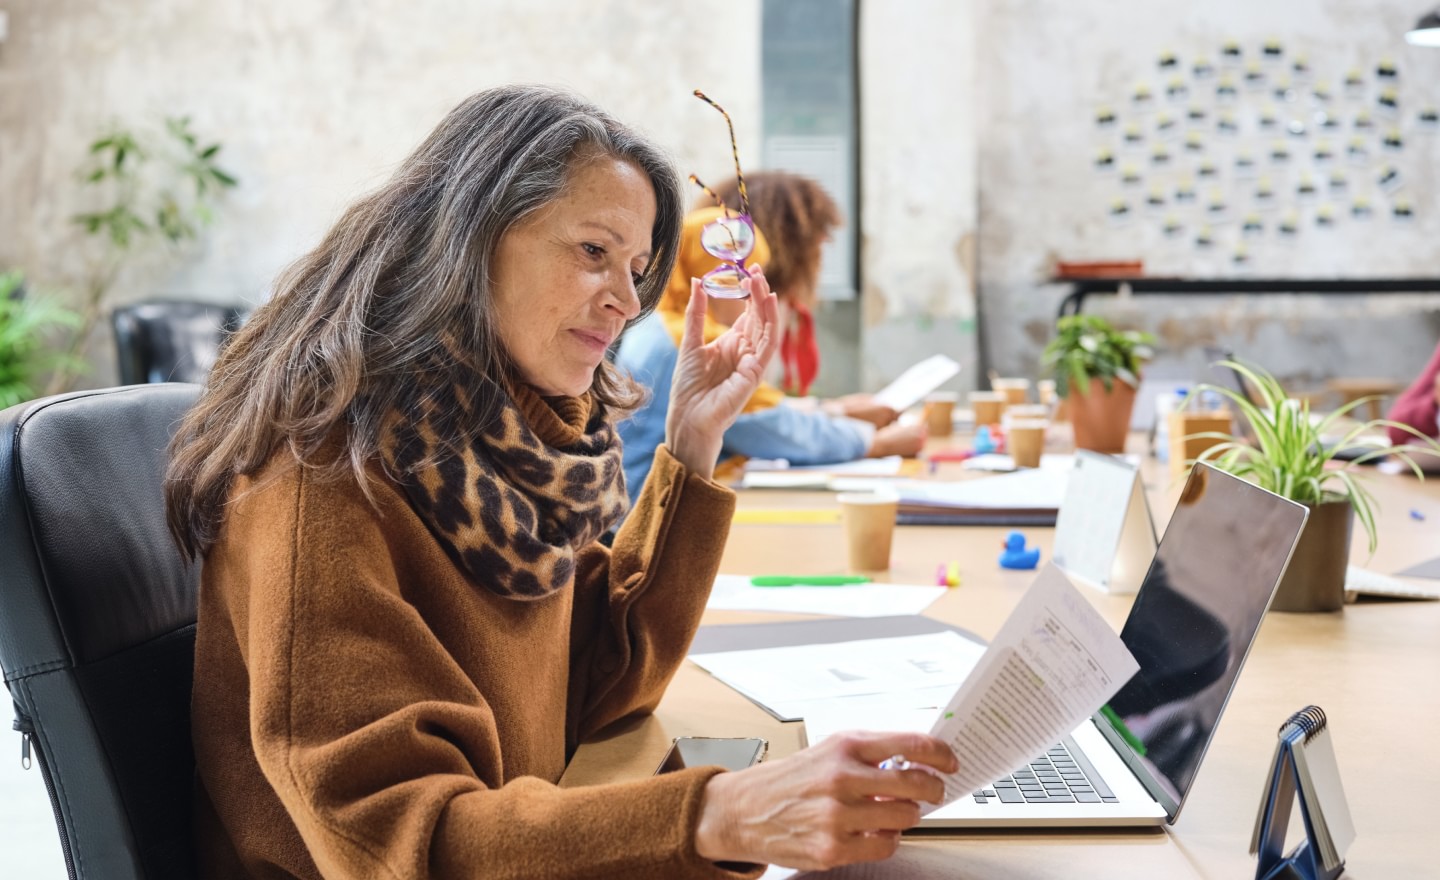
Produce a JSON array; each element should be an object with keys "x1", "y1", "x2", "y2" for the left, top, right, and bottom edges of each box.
[{"x1": 654, "y1": 736, "x2": 768, "y2": 775}]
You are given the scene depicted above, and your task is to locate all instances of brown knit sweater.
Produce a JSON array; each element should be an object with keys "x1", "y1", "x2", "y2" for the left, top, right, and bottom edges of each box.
[{"x1": 191, "y1": 410, "x2": 760, "y2": 878}]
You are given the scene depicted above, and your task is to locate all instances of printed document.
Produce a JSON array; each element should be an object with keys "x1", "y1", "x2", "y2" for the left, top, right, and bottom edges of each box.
[{"x1": 923, "y1": 564, "x2": 1139, "y2": 809}]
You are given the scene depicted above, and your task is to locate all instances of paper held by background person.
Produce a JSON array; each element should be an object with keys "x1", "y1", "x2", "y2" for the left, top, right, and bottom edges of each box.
[{"x1": 872, "y1": 354, "x2": 963, "y2": 412}]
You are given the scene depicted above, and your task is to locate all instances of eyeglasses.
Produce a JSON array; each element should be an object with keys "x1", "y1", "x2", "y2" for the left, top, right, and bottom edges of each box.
[{"x1": 692, "y1": 90, "x2": 755, "y2": 299}]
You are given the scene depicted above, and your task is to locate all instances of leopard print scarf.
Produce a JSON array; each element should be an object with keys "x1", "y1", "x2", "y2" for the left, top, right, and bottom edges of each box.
[{"x1": 380, "y1": 376, "x2": 628, "y2": 600}]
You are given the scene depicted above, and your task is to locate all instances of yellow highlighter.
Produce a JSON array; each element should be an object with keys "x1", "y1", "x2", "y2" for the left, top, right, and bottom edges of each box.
[{"x1": 732, "y1": 509, "x2": 841, "y2": 525}]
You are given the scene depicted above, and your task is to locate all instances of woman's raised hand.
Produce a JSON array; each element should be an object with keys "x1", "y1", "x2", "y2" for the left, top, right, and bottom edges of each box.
[
  {"x1": 665, "y1": 268, "x2": 780, "y2": 479},
  {"x1": 693, "y1": 731, "x2": 957, "y2": 871}
]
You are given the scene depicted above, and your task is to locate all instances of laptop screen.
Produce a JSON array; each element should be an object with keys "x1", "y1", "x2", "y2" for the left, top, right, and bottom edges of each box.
[{"x1": 1100, "y1": 464, "x2": 1308, "y2": 814}]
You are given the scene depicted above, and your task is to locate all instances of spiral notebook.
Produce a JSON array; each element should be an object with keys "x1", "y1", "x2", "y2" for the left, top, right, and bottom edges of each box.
[{"x1": 1250, "y1": 706, "x2": 1355, "y2": 879}]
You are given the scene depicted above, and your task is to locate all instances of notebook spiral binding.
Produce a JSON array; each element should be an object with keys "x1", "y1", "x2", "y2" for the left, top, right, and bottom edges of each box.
[{"x1": 1280, "y1": 706, "x2": 1326, "y2": 743}]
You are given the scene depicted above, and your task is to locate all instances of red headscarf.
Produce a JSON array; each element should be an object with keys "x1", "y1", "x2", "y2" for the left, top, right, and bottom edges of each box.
[{"x1": 780, "y1": 303, "x2": 820, "y2": 397}]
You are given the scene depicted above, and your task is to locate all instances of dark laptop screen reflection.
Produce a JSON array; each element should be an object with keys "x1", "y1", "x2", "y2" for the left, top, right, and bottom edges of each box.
[{"x1": 1105, "y1": 466, "x2": 1307, "y2": 803}]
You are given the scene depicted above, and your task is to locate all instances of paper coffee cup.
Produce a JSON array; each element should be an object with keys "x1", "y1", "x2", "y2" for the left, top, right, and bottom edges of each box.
[
  {"x1": 1005, "y1": 404, "x2": 1051, "y2": 425},
  {"x1": 923, "y1": 392, "x2": 959, "y2": 437},
  {"x1": 1008, "y1": 419, "x2": 1047, "y2": 468},
  {"x1": 970, "y1": 391, "x2": 1006, "y2": 428},
  {"x1": 837, "y1": 491, "x2": 899, "y2": 571},
  {"x1": 991, "y1": 377, "x2": 1031, "y2": 406},
  {"x1": 1037, "y1": 379, "x2": 1058, "y2": 406}
]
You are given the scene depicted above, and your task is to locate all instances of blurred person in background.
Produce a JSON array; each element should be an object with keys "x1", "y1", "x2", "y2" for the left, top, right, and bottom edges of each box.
[{"x1": 617, "y1": 171, "x2": 922, "y2": 503}]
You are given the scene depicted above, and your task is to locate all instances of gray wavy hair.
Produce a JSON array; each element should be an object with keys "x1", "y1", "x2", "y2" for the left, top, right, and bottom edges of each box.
[{"x1": 166, "y1": 84, "x2": 684, "y2": 558}]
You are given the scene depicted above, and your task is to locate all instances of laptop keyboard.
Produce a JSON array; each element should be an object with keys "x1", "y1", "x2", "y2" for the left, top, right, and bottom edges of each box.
[{"x1": 971, "y1": 736, "x2": 1118, "y2": 805}]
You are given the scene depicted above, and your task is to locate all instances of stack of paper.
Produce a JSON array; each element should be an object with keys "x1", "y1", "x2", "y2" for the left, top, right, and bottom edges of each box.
[
  {"x1": 738, "y1": 456, "x2": 905, "y2": 490},
  {"x1": 888, "y1": 467, "x2": 1071, "y2": 525}
]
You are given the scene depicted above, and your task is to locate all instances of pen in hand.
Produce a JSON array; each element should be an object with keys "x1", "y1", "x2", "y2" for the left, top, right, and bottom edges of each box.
[{"x1": 749, "y1": 575, "x2": 873, "y2": 587}]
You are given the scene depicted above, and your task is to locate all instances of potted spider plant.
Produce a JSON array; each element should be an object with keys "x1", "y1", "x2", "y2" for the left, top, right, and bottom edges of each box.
[
  {"x1": 1187, "y1": 359, "x2": 1440, "y2": 612},
  {"x1": 1041, "y1": 314, "x2": 1156, "y2": 453}
]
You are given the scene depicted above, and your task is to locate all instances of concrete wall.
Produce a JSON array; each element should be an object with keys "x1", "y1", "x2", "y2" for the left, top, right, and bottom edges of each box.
[
  {"x1": 4, "y1": 0, "x2": 1437, "y2": 396},
  {"x1": 0, "y1": 0, "x2": 764, "y2": 387},
  {"x1": 855, "y1": 0, "x2": 980, "y2": 395},
  {"x1": 976, "y1": 0, "x2": 1440, "y2": 390}
]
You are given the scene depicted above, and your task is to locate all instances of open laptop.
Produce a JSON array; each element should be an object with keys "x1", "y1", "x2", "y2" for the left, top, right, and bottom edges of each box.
[{"x1": 920, "y1": 462, "x2": 1309, "y2": 827}]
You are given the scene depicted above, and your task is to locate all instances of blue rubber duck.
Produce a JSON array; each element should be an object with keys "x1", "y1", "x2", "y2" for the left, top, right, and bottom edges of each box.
[
  {"x1": 998, "y1": 531, "x2": 1041, "y2": 570},
  {"x1": 973, "y1": 424, "x2": 997, "y2": 455}
]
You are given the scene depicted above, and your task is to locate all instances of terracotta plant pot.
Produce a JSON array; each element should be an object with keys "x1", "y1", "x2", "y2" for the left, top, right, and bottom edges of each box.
[
  {"x1": 1270, "y1": 499, "x2": 1352, "y2": 613},
  {"x1": 1067, "y1": 377, "x2": 1137, "y2": 453}
]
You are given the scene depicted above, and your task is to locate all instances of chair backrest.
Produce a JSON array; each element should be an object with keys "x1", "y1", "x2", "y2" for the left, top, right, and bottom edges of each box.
[
  {"x1": 112, "y1": 301, "x2": 247, "y2": 386},
  {"x1": 0, "y1": 383, "x2": 202, "y2": 880}
]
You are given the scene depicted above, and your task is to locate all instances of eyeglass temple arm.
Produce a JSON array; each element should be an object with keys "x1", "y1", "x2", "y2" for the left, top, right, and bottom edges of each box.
[
  {"x1": 688, "y1": 174, "x2": 732, "y2": 218},
  {"x1": 692, "y1": 90, "x2": 750, "y2": 216}
]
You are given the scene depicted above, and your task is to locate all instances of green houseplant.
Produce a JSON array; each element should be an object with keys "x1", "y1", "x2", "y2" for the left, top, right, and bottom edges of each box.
[
  {"x1": 1188, "y1": 359, "x2": 1440, "y2": 611},
  {"x1": 46, "y1": 115, "x2": 238, "y2": 395},
  {"x1": 1041, "y1": 314, "x2": 1156, "y2": 453},
  {"x1": 0, "y1": 272, "x2": 83, "y2": 409}
]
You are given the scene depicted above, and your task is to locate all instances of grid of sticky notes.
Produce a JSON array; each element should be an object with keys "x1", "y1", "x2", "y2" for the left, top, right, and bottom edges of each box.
[{"x1": 1093, "y1": 41, "x2": 1433, "y2": 264}]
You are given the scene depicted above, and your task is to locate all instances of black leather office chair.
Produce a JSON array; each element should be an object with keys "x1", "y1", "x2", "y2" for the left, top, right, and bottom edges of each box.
[
  {"x1": 112, "y1": 301, "x2": 247, "y2": 386},
  {"x1": 0, "y1": 383, "x2": 201, "y2": 880}
]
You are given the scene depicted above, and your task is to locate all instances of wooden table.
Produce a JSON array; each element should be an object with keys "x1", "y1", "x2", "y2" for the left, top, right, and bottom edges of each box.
[{"x1": 563, "y1": 442, "x2": 1440, "y2": 879}]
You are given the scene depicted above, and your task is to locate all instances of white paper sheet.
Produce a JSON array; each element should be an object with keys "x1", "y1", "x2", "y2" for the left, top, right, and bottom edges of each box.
[
  {"x1": 738, "y1": 456, "x2": 906, "y2": 490},
  {"x1": 889, "y1": 467, "x2": 1071, "y2": 511},
  {"x1": 705, "y1": 574, "x2": 946, "y2": 618},
  {"x1": 689, "y1": 631, "x2": 986, "y2": 722},
  {"x1": 737, "y1": 471, "x2": 836, "y2": 490},
  {"x1": 961, "y1": 453, "x2": 1078, "y2": 473},
  {"x1": 923, "y1": 565, "x2": 1139, "y2": 809},
  {"x1": 800, "y1": 685, "x2": 960, "y2": 745},
  {"x1": 872, "y1": 354, "x2": 962, "y2": 411},
  {"x1": 1292, "y1": 725, "x2": 1357, "y2": 866},
  {"x1": 785, "y1": 455, "x2": 904, "y2": 475}
]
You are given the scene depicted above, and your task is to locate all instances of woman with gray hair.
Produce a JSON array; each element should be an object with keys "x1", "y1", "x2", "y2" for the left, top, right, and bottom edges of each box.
[{"x1": 167, "y1": 84, "x2": 954, "y2": 879}]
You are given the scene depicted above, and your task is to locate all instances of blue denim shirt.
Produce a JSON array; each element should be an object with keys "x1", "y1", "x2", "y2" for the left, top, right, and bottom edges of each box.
[{"x1": 614, "y1": 313, "x2": 871, "y2": 505}]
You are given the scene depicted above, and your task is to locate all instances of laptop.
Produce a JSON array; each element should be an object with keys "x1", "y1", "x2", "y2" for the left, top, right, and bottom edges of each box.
[{"x1": 919, "y1": 462, "x2": 1309, "y2": 827}]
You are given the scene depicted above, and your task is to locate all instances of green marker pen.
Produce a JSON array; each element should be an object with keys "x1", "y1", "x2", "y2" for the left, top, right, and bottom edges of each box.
[{"x1": 750, "y1": 575, "x2": 873, "y2": 587}]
